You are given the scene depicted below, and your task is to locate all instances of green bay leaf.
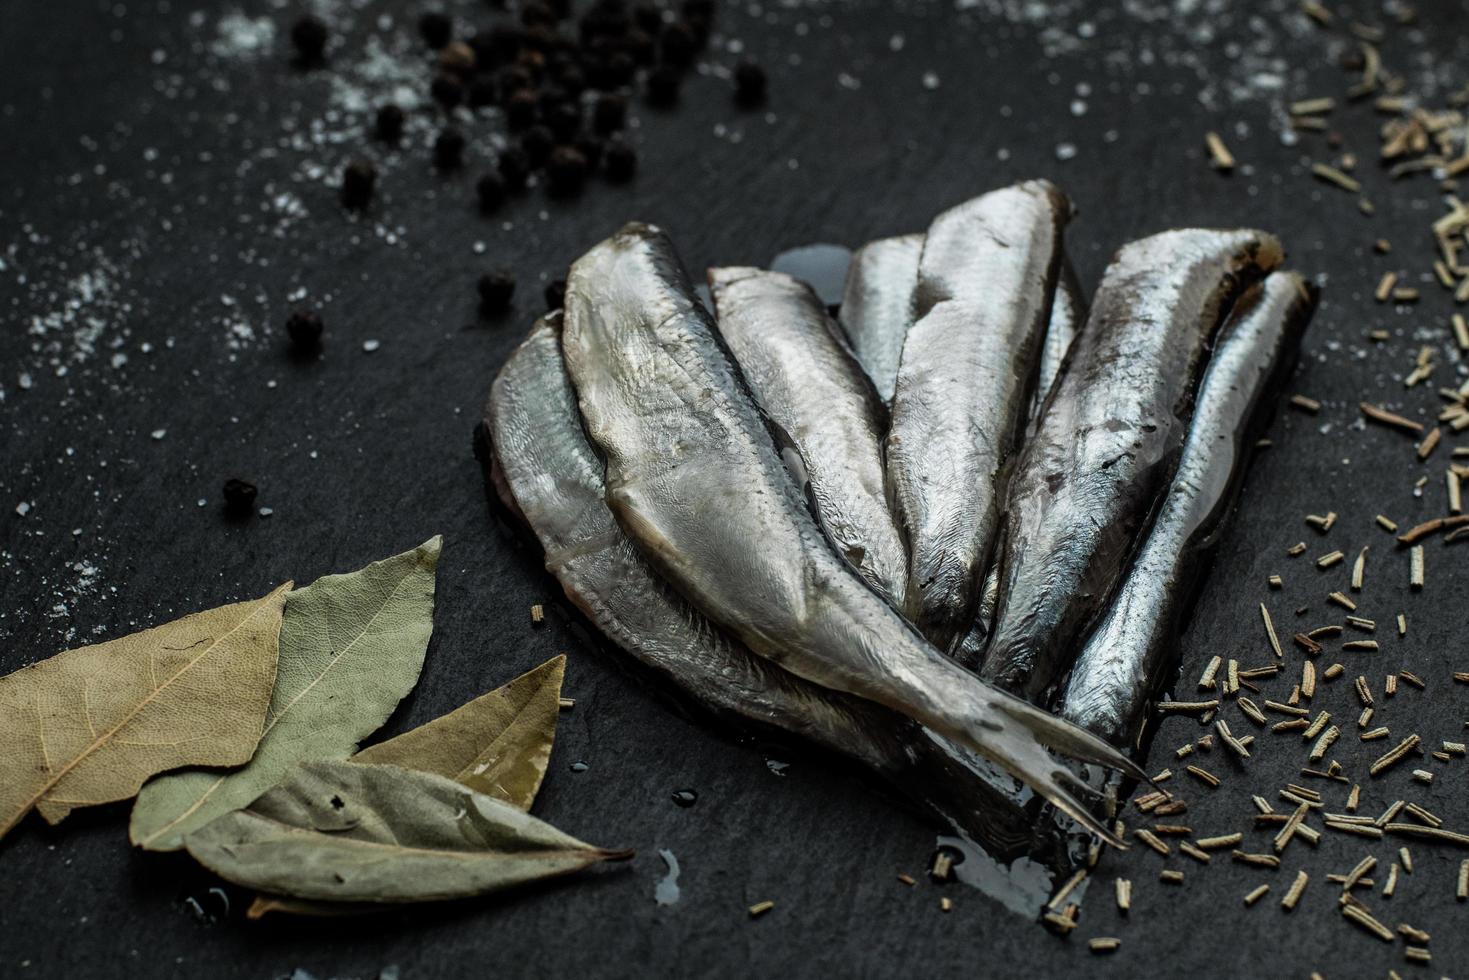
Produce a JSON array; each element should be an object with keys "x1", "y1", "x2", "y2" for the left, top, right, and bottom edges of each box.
[
  {"x1": 128, "y1": 536, "x2": 442, "y2": 851},
  {"x1": 186, "y1": 760, "x2": 629, "y2": 904}
]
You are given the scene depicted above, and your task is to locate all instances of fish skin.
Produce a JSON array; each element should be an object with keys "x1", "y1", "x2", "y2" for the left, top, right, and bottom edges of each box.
[
  {"x1": 484, "y1": 314, "x2": 1033, "y2": 854},
  {"x1": 559, "y1": 222, "x2": 1143, "y2": 841},
  {"x1": 838, "y1": 234, "x2": 923, "y2": 403},
  {"x1": 886, "y1": 181, "x2": 1071, "y2": 654},
  {"x1": 1061, "y1": 272, "x2": 1317, "y2": 745},
  {"x1": 1032, "y1": 256, "x2": 1087, "y2": 430},
  {"x1": 708, "y1": 266, "x2": 908, "y2": 606},
  {"x1": 981, "y1": 228, "x2": 1284, "y2": 704}
]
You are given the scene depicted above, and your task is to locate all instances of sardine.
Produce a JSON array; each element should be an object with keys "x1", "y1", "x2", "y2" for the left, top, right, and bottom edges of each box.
[
  {"x1": 838, "y1": 234, "x2": 923, "y2": 403},
  {"x1": 886, "y1": 181, "x2": 1071, "y2": 653},
  {"x1": 560, "y1": 222, "x2": 1143, "y2": 840},
  {"x1": 981, "y1": 228, "x2": 1284, "y2": 704},
  {"x1": 1061, "y1": 272, "x2": 1317, "y2": 744},
  {"x1": 1032, "y1": 257, "x2": 1087, "y2": 427},
  {"x1": 484, "y1": 314, "x2": 1034, "y2": 853},
  {"x1": 708, "y1": 266, "x2": 908, "y2": 606}
]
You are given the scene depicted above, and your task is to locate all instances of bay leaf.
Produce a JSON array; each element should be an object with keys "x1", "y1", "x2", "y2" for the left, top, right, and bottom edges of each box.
[
  {"x1": 129, "y1": 536, "x2": 442, "y2": 851},
  {"x1": 0, "y1": 583, "x2": 291, "y2": 840},
  {"x1": 353, "y1": 654, "x2": 565, "y2": 809},
  {"x1": 185, "y1": 760, "x2": 630, "y2": 904}
]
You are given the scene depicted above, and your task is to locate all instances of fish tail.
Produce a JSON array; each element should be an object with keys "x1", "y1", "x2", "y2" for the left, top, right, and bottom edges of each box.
[{"x1": 953, "y1": 686, "x2": 1149, "y2": 846}]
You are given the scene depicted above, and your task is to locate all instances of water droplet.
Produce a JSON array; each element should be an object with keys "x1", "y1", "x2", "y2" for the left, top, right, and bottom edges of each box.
[
  {"x1": 1055, "y1": 142, "x2": 1077, "y2": 161},
  {"x1": 570, "y1": 761, "x2": 589, "y2": 773},
  {"x1": 671, "y1": 789, "x2": 698, "y2": 807},
  {"x1": 362, "y1": 339, "x2": 381, "y2": 353}
]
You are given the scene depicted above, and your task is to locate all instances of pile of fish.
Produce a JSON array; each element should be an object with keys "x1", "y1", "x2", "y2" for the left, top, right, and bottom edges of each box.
[{"x1": 479, "y1": 180, "x2": 1317, "y2": 855}]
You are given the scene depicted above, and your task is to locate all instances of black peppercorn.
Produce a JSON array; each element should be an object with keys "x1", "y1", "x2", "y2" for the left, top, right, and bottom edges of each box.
[
  {"x1": 419, "y1": 11, "x2": 453, "y2": 49},
  {"x1": 430, "y1": 72, "x2": 465, "y2": 108},
  {"x1": 476, "y1": 172, "x2": 507, "y2": 212},
  {"x1": 223, "y1": 478, "x2": 259, "y2": 517},
  {"x1": 603, "y1": 51, "x2": 635, "y2": 87},
  {"x1": 438, "y1": 40, "x2": 477, "y2": 75},
  {"x1": 545, "y1": 146, "x2": 588, "y2": 196},
  {"x1": 604, "y1": 140, "x2": 637, "y2": 181},
  {"x1": 545, "y1": 100, "x2": 582, "y2": 142},
  {"x1": 544, "y1": 278, "x2": 567, "y2": 310},
  {"x1": 645, "y1": 64, "x2": 681, "y2": 106},
  {"x1": 521, "y1": 1, "x2": 555, "y2": 27},
  {"x1": 660, "y1": 21, "x2": 696, "y2": 66},
  {"x1": 592, "y1": 93, "x2": 626, "y2": 134},
  {"x1": 433, "y1": 128, "x2": 466, "y2": 169},
  {"x1": 374, "y1": 104, "x2": 405, "y2": 142},
  {"x1": 556, "y1": 63, "x2": 586, "y2": 95},
  {"x1": 285, "y1": 310, "x2": 324, "y2": 350},
  {"x1": 734, "y1": 61, "x2": 766, "y2": 106},
  {"x1": 290, "y1": 15, "x2": 329, "y2": 64},
  {"x1": 633, "y1": 2, "x2": 662, "y2": 34},
  {"x1": 624, "y1": 28, "x2": 656, "y2": 65},
  {"x1": 575, "y1": 135, "x2": 605, "y2": 170},
  {"x1": 467, "y1": 78, "x2": 499, "y2": 107},
  {"x1": 521, "y1": 124, "x2": 554, "y2": 167},
  {"x1": 339, "y1": 160, "x2": 377, "y2": 209},
  {"x1": 477, "y1": 269, "x2": 517, "y2": 312},
  {"x1": 505, "y1": 88, "x2": 539, "y2": 129},
  {"x1": 498, "y1": 147, "x2": 532, "y2": 190}
]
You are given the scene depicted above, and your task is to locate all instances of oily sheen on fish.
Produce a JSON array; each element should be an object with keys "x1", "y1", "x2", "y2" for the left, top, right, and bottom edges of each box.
[
  {"x1": 560, "y1": 222, "x2": 1143, "y2": 841},
  {"x1": 886, "y1": 181, "x2": 1071, "y2": 653},
  {"x1": 483, "y1": 315, "x2": 1033, "y2": 853},
  {"x1": 1061, "y1": 272, "x2": 1317, "y2": 745},
  {"x1": 981, "y1": 228, "x2": 1284, "y2": 705},
  {"x1": 709, "y1": 266, "x2": 908, "y2": 606},
  {"x1": 838, "y1": 234, "x2": 923, "y2": 404}
]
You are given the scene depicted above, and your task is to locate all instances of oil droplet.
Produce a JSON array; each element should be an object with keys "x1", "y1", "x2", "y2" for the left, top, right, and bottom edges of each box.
[{"x1": 671, "y1": 789, "x2": 698, "y2": 807}]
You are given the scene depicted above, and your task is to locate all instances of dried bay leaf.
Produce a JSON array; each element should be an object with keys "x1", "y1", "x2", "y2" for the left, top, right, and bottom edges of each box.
[
  {"x1": 246, "y1": 655, "x2": 567, "y2": 918},
  {"x1": 186, "y1": 760, "x2": 630, "y2": 904},
  {"x1": 129, "y1": 536, "x2": 442, "y2": 851},
  {"x1": 354, "y1": 654, "x2": 565, "y2": 809},
  {"x1": 0, "y1": 584, "x2": 291, "y2": 840}
]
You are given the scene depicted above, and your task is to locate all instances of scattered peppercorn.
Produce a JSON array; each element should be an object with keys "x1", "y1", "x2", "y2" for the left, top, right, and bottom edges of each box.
[
  {"x1": 478, "y1": 270, "x2": 517, "y2": 312},
  {"x1": 521, "y1": 124, "x2": 555, "y2": 167},
  {"x1": 467, "y1": 78, "x2": 499, "y2": 108},
  {"x1": 645, "y1": 64, "x2": 681, "y2": 107},
  {"x1": 498, "y1": 147, "x2": 532, "y2": 190},
  {"x1": 576, "y1": 135, "x2": 605, "y2": 170},
  {"x1": 633, "y1": 2, "x2": 663, "y2": 34},
  {"x1": 660, "y1": 21, "x2": 697, "y2": 66},
  {"x1": 290, "y1": 15, "x2": 329, "y2": 65},
  {"x1": 438, "y1": 40, "x2": 477, "y2": 75},
  {"x1": 593, "y1": 93, "x2": 627, "y2": 134},
  {"x1": 544, "y1": 100, "x2": 582, "y2": 142},
  {"x1": 477, "y1": 172, "x2": 507, "y2": 212},
  {"x1": 544, "y1": 278, "x2": 568, "y2": 310},
  {"x1": 222, "y1": 479, "x2": 259, "y2": 518},
  {"x1": 430, "y1": 72, "x2": 465, "y2": 109},
  {"x1": 521, "y1": 1, "x2": 556, "y2": 27},
  {"x1": 339, "y1": 160, "x2": 377, "y2": 209},
  {"x1": 285, "y1": 309, "x2": 325, "y2": 351},
  {"x1": 734, "y1": 61, "x2": 766, "y2": 106},
  {"x1": 419, "y1": 11, "x2": 453, "y2": 49},
  {"x1": 506, "y1": 88, "x2": 539, "y2": 129},
  {"x1": 433, "y1": 128, "x2": 466, "y2": 169},
  {"x1": 373, "y1": 104, "x2": 405, "y2": 142},
  {"x1": 604, "y1": 140, "x2": 637, "y2": 181},
  {"x1": 546, "y1": 146, "x2": 588, "y2": 195}
]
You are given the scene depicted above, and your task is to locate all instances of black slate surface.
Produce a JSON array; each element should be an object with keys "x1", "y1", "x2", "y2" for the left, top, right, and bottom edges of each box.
[{"x1": 3, "y1": 1, "x2": 1469, "y2": 977}]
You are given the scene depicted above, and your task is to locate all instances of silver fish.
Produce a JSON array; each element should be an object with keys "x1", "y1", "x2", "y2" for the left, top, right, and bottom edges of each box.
[
  {"x1": 484, "y1": 314, "x2": 1034, "y2": 853},
  {"x1": 981, "y1": 228, "x2": 1284, "y2": 704},
  {"x1": 708, "y1": 266, "x2": 908, "y2": 606},
  {"x1": 886, "y1": 181, "x2": 1071, "y2": 653},
  {"x1": 1032, "y1": 257, "x2": 1087, "y2": 427},
  {"x1": 838, "y1": 234, "x2": 923, "y2": 403},
  {"x1": 1061, "y1": 272, "x2": 1317, "y2": 745},
  {"x1": 560, "y1": 222, "x2": 1142, "y2": 840}
]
